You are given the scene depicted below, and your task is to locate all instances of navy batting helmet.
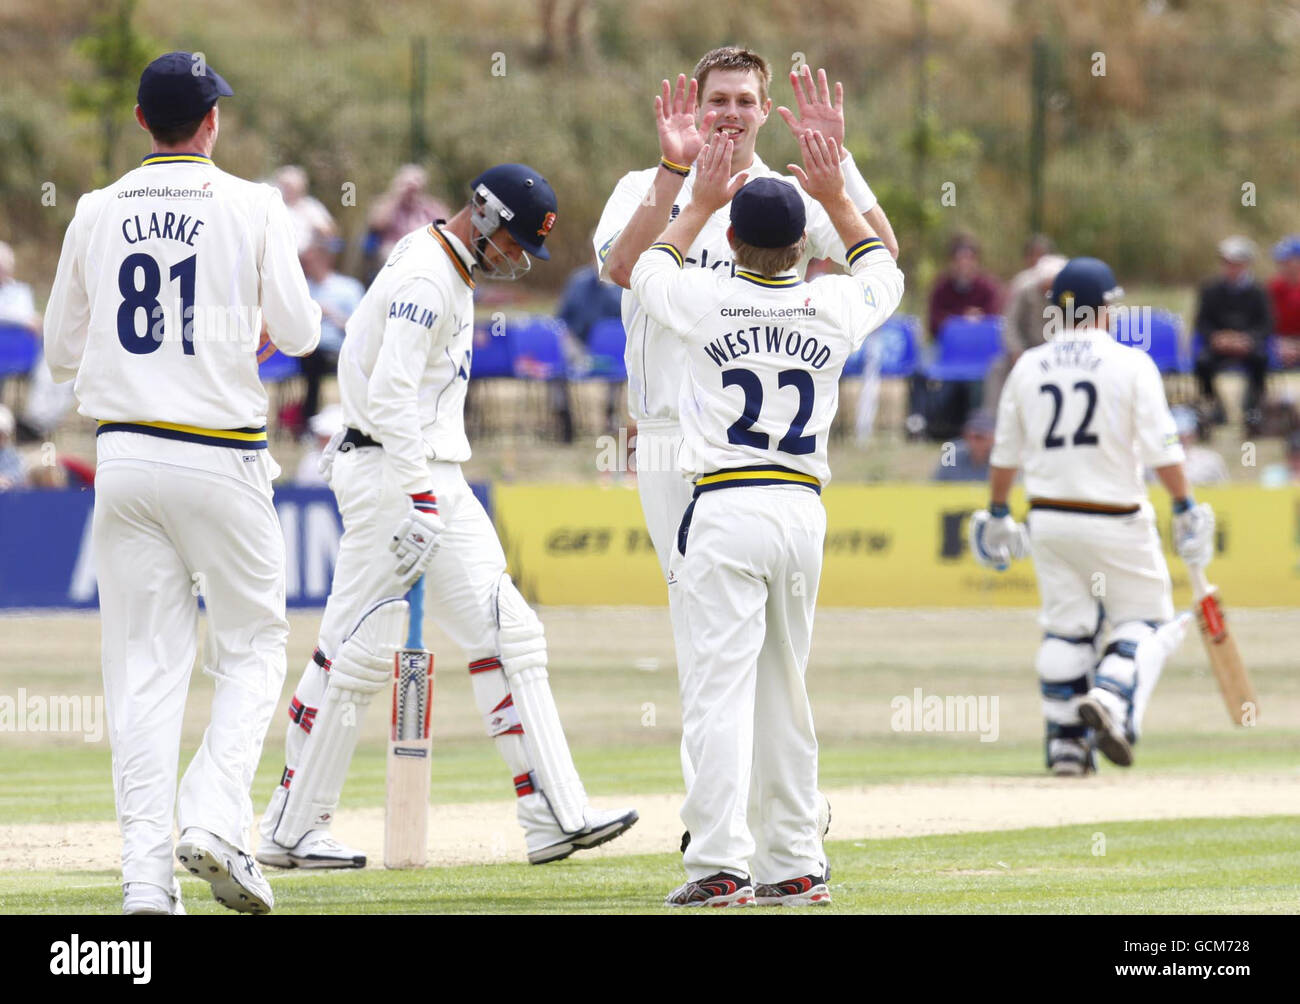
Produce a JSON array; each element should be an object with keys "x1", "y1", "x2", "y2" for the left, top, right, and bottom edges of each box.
[
  {"x1": 1048, "y1": 257, "x2": 1123, "y2": 313},
  {"x1": 470, "y1": 164, "x2": 557, "y2": 260}
]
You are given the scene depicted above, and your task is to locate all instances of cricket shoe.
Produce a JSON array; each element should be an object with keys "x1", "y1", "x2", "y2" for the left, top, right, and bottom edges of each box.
[
  {"x1": 256, "y1": 829, "x2": 366, "y2": 870},
  {"x1": 1048, "y1": 737, "x2": 1095, "y2": 777},
  {"x1": 665, "y1": 872, "x2": 755, "y2": 908},
  {"x1": 755, "y1": 873, "x2": 832, "y2": 907},
  {"x1": 528, "y1": 806, "x2": 640, "y2": 865},
  {"x1": 1077, "y1": 691, "x2": 1133, "y2": 767},
  {"x1": 176, "y1": 827, "x2": 274, "y2": 915},
  {"x1": 122, "y1": 879, "x2": 185, "y2": 916}
]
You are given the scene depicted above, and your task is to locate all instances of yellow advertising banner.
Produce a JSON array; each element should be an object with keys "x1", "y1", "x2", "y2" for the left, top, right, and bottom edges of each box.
[{"x1": 493, "y1": 483, "x2": 1299, "y2": 608}]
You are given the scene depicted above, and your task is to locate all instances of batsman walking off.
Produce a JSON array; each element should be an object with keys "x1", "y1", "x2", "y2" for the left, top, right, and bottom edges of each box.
[
  {"x1": 43, "y1": 52, "x2": 322, "y2": 915},
  {"x1": 257, "y1": 164, "x2": 637, "y2": 870},
  {"x1": 969, "y1": 257, "x2": 1216, "y2": 775},
  {"x1": 630, "y1": 132, "x2": 904, "y2": 906}
]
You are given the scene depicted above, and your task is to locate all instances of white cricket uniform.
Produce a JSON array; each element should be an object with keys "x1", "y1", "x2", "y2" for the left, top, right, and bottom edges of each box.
[
  {"x1": 262, "y1": 225, "x2": 592, "y2": 854},
  {"x1": 594, "y1": 154, "x2": 854, "y2": 575},
  {"x1": 991, "y1": 328, "x2": 1185, "y2": 636},
  {"x1": 631, "y1": 236, "x2": 904, "y2": 882},
  {"x1": 43, "y1": 151, "x2": 321, "y2": 890}
]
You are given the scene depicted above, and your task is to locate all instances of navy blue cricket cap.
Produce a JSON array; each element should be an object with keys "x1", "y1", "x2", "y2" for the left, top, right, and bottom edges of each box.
[
  {"x1": 137, "y1": 51, "x2": 233, "y2": 130},
  {"x1": 1049, "y1": 257, "x2": 1124, "y2": 311},
  {"x1": 730, "y1": 178, "x2": 806, "y2": 250}
]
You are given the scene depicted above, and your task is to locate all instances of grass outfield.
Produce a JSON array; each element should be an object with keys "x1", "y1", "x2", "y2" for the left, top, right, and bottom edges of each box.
[
  {"x1": 2, "y1": 817, "x2": 1297, "y2": 915},
  {"x1": 2, "y1": 608, "x2": 1296, "y2": 914}
]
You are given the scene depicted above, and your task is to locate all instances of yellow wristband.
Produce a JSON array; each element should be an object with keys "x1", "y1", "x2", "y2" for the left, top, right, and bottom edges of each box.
[{"x1": 659, "y1": 157, "x2": 690, "y2": 177}]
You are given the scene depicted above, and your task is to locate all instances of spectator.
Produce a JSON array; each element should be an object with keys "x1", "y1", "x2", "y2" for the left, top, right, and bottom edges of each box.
[
  {"x1": 299, "y1": 228, "x2": 364, "y2": 432},
  {"x1": 557, "y1": 252, "x2": 624, "y2": 434},
  {"x1": 927, "y1": 233, "x2": 1001, "y2": 342},
  {"x1": 1169, "y1": 404, "x2": 1229, "y2": 485},
  {"x1": 1194, "y1": 235, "x2": 1272, "y2": 431},
  {"x1": 0, "y1": 241, "x2": 38, "y2": 330},
  {"x1": 274, "y1": 166, "x2": 335, "y2": 254},
  {"x1": 1268, "y1": 235, "x2": 1300, "y2": 369},
  {"x1": 985, "y1": 251, "x2": 1067, "y2": 408},
  {"x1": 367, "y1": 164, "x2": 452, "y2": 266},
  {"x1": 557, "y1": 255, "x2": 624, "y2": 347},
  {"x1": 932, "y1": 410, "x2": 995, "y2": 482},
  {"x1": 0, "y1": 404, "x2": 24, "y2": 489},
  {"x1": 1260, "y1": 428, "x2": 1300, "y2": 488}
]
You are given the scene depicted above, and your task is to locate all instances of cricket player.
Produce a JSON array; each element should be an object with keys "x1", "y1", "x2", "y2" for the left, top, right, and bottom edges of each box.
[
  {"x1": 969, "y1": 258, "x2": 1216, "y2": 774},
  {"x1": 257, "y1": 164, "x2": 638, "y2": 869},
  {"x1": 631, "y1": 131, "x2": 904, "y2": 906},
  {"x1": 595, "y1": 45, "x2": 898, "y2": 815},
  {"x1": 43, "y1": 52, "x2": 322, "y2": 914}
]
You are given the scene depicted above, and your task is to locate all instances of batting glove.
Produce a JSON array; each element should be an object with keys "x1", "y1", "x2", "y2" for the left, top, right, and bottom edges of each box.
[
  {"x1": 390, "y1": 492, "x2": 444, "y2": 587},
  {"x1": 1172, "y1": 499, "x2": 1215, "y2": 569},
  {"x1": 969, "y1": 507, "x2": 1030, "y2": 572}
]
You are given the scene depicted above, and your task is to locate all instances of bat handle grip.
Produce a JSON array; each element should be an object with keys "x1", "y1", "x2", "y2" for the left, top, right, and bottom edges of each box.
[
  {"x1": 1187, "y1": 564, "x2": 1209, "y2": 601},
  {"x1": 405, "y1": 576, "x2": 425, "y2": 649}
]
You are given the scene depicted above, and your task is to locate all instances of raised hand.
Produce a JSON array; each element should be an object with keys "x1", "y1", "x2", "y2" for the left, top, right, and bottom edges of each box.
[
  {"x1": 690, "y1": 138, "x2": 748, "y2": 214},
  {"x1": 655, "y1": 74, "x2": 717, "y2": 167},
  {"x1": 786, "y1": 130, "x2": 845, "y2": 205},
  {"x1": 777, "y1": 65, "x2": 845, "y2": 151}
]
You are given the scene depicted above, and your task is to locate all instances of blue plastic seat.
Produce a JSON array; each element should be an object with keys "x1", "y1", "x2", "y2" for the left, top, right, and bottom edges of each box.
[
  {"x1": 471, "y1": 323, "x2": 515, "y2": 378},
  {"x1": 927, "y1": 316, "x2": 1002, "y2": 382},
  {"x1": 877, "y1": 314, "x2": 921, "y2": 377},
  {"x1": 1112, "y1": 308, "x2": 1185, "y2": 373},
  {"x1": 510, "y1": 318, "x2": 566, "y2": 379},
  {"x1": 585, "y1": 318, "x2": 627, "y2": 381},
  {"x1": 258, "y1": 349, "x2": 301, "y2": 383},
  {"x1": 0, "y1": 324, "x2": 38, "y2": 378}
]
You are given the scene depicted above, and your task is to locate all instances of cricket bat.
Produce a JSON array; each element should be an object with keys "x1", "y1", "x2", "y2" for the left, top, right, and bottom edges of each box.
[
  {"x1": 384, "y1": 576, "x2": 434, "y2": 868},
  {"x1": 1188, "y1": 566, "x2": 1257, "y2": 726}
]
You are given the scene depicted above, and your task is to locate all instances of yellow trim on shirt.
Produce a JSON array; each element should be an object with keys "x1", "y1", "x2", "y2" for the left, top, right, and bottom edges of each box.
[
  {"x1": 696, "y1": 468, "x2": 820, "y2": 489},
  {"x1": 428, "y1": 226, "x2": 476, "y2": 289},
  {"x1": 97, "y1": 420, "x2": 268, "y2": 443}
]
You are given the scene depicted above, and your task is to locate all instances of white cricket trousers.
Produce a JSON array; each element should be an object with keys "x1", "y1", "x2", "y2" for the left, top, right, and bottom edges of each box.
[
  {"x1": 94, "y1": 431, "x2": 288, "y2": 889},
  {"x1": 674, "y1": 484, "x2": 826, "y2": 883},
  {"x1": 634, "y1": 419, "x2": 699, "y2": 784},
  {"x1": 1028, "y1": 503, "x2": 1174, "y2": 635}
]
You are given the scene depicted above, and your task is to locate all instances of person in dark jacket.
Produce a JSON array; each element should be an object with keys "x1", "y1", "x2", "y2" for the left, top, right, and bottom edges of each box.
[{"x1": 1194, "y1": 236, "x2": 1272, "y2": 429}]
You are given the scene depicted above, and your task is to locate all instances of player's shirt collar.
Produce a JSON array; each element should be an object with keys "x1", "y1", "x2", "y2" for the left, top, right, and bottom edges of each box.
[
  {"x1": 141, "y1": 152, "x2": 214, "y2": 166},
  {"x1": 429, "y1": 225, "x2": 476, "y2": 289},
  {"x1": 736, "y1": 269, "x2": 801, "y2": 288}
]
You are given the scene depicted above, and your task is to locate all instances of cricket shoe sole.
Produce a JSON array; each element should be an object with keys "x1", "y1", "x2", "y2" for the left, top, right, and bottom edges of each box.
[
  {"x1": 177, "y1": 829, "x2": 274, "y2": 915},
  {"x1": 755, "y1": 874, "x2": 832, "y2": 907},
  {"x1": 256, "y1": 830, "x2": 366, "y2": 870},
  {"x1": 528, "y1": 807, "x2": 639, "y2": 865},
  {"x1": 1078, "y1": 697, "x2": 1134, "y2": 767},
  {"x1": 665, "y1": 872, "x2": 755, "y2": 908}
]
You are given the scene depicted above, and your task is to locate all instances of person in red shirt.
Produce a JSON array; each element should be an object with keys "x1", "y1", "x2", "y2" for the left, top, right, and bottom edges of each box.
[
  {"x1": 927, "y1": 233, "x2": 1002, "y2": 342},
  {"x1": 1269, "y1": 236, "x2": 1300, "y2": 369}
]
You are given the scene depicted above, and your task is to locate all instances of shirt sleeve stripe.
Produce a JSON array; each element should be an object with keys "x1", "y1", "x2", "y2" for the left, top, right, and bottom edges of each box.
[
  {"x1": 846, "y1": 238, "x2": 886, "y2": 266},
  {"x1": 649, "y1": 242, "x2": 684, "y2": 267}
]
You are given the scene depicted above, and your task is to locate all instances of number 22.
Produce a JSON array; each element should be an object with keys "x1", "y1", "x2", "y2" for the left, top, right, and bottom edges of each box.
[
  {"x1": 1040, "y1": 379, "x2": 1099, "y2": 448},
  {"x1": 723, "y1": 368, "x2": 816, "y2": 455}
]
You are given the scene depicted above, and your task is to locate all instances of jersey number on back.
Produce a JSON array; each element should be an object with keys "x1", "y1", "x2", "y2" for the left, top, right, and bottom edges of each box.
[
  {"x1": 1039, "y1": 380, "x2": 1099, "y2": 448},
  {"x1": 722, "y1": 368, "x2": 816, "y2": 456},
  {"x1": 117, "y1": 253, "x2": 197, "y2": 356}
]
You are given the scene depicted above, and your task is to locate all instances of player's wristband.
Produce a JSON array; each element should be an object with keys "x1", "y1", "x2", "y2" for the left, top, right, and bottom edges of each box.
[
  {"x1": 839, "y1": 149, "x2": 878, "y2": 214},
  {"x1": 410, "y1": 491, "x2": 439, "y2": 515},
  {"x1": 659, "y1": 157, "x2": 691, "y2": 178},
  {"x1": 989, "y1": 503, "x2": 1010, "y2": 518},
  {"x1": 1172, "y1": 496, "x2": 1194, "y2": 514}
]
